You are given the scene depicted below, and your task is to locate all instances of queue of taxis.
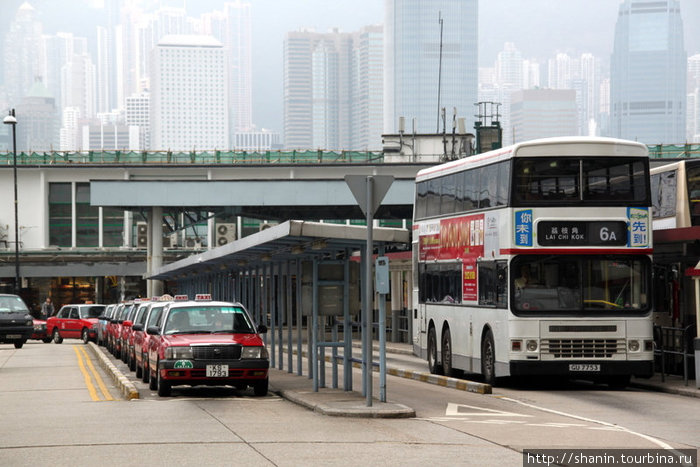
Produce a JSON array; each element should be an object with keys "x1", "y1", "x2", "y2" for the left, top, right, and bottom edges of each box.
[{"x1": 96, "y1": 294, "x2": 270, "y2": 398}]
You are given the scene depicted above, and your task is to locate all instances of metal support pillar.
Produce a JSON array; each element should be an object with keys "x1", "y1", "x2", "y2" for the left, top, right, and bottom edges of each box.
[
  {"x1": 312, "y1": 258, "x2": 319, "y2": 391},
  {"x1": 287, "y1": 261, "x2": 293, "y2": 373},
  {"x1": 378, "y1": 246, "x2": 387, "y2": 403},
  {"x1": 296, "y1": 259, "x2": 303, "y2": 376},
  {"x1": 278, "y1": 262, "x2": 284, "y2": 370},
  {"x1": 343, "y1": 250, "x2": 352, "y2": 391}
]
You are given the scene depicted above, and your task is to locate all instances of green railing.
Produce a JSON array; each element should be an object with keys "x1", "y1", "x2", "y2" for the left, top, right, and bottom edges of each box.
[
  {"x1": 1, "y1": 144, "x2": 698, "y2": 165},
  {"x1": 0, "y1": 149, "x2": 385, "y2": 165},
  {"x1": 647, "y1": 143, "x2": 700, "y2": 159}
]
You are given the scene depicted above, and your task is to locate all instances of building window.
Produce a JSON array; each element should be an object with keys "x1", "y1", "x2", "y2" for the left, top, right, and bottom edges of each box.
[
  {"x1": 76, "y1": 183, "x2": 99, "y2": 247},
  {"x1": 49, "y1": 183, "x2": 71, "y2": 247}
]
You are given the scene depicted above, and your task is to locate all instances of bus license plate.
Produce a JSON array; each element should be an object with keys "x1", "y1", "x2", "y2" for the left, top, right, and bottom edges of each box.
[
  {"x1": 206, "y1": 364, "x2": 228, "y2": 377},
  {"x1": 569, "y1": 364, "x2": 600, "y2": 372}
]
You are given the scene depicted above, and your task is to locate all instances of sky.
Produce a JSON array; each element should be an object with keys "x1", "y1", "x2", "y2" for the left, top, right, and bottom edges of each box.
[{"x1": 2, "y1": 0, "x2": 700, "y2": 133}]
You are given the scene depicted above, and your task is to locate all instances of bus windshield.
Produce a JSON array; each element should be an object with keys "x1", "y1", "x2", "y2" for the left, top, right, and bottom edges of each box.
[
  {"x1": 513, "y1": 157, "x2": 649, "y2": 205},
  {"x1": 512, "y1": 255, "x2": 650, "y2": 314}
]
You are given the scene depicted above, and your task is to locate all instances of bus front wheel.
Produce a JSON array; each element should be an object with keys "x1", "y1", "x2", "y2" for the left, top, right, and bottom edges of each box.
[
  {"x1": 427, "y1": 328, "x2": 442, "y2": 375},
  {"x1": 481, "y1": 330, "x2": 496, "y2": 386}
]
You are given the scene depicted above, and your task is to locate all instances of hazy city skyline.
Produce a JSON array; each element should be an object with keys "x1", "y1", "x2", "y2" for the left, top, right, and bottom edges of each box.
[{"x1": 2, "y1": 0, "x2": 699, "y2": 143}]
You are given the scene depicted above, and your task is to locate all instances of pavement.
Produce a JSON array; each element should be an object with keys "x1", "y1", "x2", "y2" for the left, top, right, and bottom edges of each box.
[{"x1": 88, "y1": 339, "x2": 700, "y2": 419}]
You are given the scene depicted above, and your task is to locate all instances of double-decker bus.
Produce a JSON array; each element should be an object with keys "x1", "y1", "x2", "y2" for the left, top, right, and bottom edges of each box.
[{"x1": 412, "y1": 137, "x2": 654, "y2": 387}]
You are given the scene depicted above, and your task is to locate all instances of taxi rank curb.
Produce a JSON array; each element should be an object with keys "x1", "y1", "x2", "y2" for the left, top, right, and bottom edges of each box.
[{"x1": 88, "y1": 342, "x2": 140, "y2": 400}]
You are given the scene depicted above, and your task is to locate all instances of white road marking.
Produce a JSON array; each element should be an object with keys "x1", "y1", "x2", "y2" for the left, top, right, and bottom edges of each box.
[
  {"x1": 499, "y1": 396, "x2": 674, "y2": 450},
  {"x1": 445, "y1": 402, "x2": 532, "y2": 417}
]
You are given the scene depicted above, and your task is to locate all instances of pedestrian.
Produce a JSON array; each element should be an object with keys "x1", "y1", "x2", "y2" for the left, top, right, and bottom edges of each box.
[{"x1": 40, "y1": 297, "x2": 54, "y2": 320}]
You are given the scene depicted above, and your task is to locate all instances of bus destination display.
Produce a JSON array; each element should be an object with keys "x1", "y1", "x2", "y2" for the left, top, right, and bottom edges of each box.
[{"x1": 537, "y1": 221, "x2": 628, "y2": 246}]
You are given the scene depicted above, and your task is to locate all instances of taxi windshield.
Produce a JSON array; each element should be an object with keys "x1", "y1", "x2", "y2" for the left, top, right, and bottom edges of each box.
[
  {"x1": 80, "y1": 306, "x2": 105, "y2": 319},
  {"x1": 163, "y1": 306, "x2": 254, "y2": 335}
]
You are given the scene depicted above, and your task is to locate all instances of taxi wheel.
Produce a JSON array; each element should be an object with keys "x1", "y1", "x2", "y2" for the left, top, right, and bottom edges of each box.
[
  {"x1": 157, "y1": 364, "x2": 171, "y2": 397},
  {"x1": 81, "y1": 328, "x2": 90, "y2": 344},
  {"x1": 253, "y1": 378, "x2": 268, "y2": 397},
  {"x1": 129, "y1": 352, "x2": 136, "y2": 372},
  {"x1": 141, "y1": 357, "x2": 150, "y2": 383},
  {"x1": 42, "y1": 337, "x2": 52, "y2": 344},
  {"x1": 135, "y1": 361, "x2": 142, "y2": 379},
  {"x1": 14, "y1": 339, "x2": 25, "y2": 349},
  {"x1": 52, "y1": 328, "x2": 63, "y2": 344},
  {"x1": 148, "y1": 367, "x2": 158, "y2": 390}
]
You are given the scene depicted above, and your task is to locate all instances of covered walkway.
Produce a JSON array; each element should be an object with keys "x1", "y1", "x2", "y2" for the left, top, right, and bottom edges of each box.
[{"x1": 150, "y1": 220, "x2": 411, "y2": 403}]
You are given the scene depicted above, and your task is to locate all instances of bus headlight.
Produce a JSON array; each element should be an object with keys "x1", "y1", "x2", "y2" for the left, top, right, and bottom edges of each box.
[
  {"x1": 511, "y1": 340, "x2": 522, "y2": 352},
  {"x1": 628, "y1": 340, "x2": 640, "y2": 352},
  {"x1": 526, "y1": 340, "x2": 538, "y2": 352}
]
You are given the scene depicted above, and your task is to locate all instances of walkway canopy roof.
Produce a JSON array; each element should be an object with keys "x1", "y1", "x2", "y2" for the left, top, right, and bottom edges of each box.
[{"x1": 149, "y1": 220, "x2": 410, "y2": 280}]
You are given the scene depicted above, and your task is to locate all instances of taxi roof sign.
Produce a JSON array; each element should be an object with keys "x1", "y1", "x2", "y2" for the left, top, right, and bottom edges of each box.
[
  {"x1": 195, "y1": 294, "x2": 212, "y2": 301},
  {"x1": 174, "y1": 295, "x2": 189, "y2": 301},
  {"x1": 159, "y1": 294, "x2": 174, "y2": 301}
]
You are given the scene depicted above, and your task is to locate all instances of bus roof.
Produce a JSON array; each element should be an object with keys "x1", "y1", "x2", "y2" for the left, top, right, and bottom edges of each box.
[{"x1": 415, "y1": 136, "x2": 649, "y2": 181}]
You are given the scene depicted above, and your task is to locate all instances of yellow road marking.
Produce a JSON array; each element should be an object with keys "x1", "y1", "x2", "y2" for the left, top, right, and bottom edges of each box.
[
  {"x1": 73, "y1": 345, "x2": 114, "y2": 401},
  {"x1": 77, "y1": 345, "x2": 114, "y2": 401}
]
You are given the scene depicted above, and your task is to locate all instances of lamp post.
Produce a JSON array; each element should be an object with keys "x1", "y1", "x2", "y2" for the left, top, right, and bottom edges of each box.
[{"x1": 3, "y1": 109, "x2": 19, "y2": 295}]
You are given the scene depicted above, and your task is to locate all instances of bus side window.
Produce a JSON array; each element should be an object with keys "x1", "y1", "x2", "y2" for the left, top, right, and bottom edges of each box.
[{"x1": 478, "y1": 262, "x2": 506, "y2": 308}]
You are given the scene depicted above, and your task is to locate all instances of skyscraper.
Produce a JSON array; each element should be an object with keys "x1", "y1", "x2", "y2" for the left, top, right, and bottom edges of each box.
[
  {"x1": 610, "y1": 0, "x2": 686, "y2": 144},
  {"x1": 3, "y1": 3, "x2": 43, "y2": 104},
  {"x1": 150, "y1": 35, "x2": 228, "y2": 151},
  {"x1": 383, "y1": 0, "x2": 478, "y2": 134},
  {"x1": 283, "y1": 29, "x2": 357, "y2": 150}
]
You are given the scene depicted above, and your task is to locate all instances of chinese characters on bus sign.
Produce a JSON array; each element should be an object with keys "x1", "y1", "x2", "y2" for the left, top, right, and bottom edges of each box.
[
  {"x1": 537, "y1": 221, "x2": 628, "y2": 246},
  {"x1": 627, "y1": 207, "x2": 649, "y2": 248},
  {"x1": 514, "y1": 210, "x2": 533, "y2": 247}
]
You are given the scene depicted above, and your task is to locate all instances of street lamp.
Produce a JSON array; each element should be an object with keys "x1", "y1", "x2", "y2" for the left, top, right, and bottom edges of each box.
[{"x1": 3, "y1": 109, "x2": 20, "y2": 295}]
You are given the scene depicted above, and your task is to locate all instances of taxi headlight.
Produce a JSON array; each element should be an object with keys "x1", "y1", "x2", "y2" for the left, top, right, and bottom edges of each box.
[
  {"x1": 628, "y1": 340, "x2": 640, "y2": 352},
  {"x1": 26, "y1": 319, "x2": 34, "y2": 326},
  {"x1": 165, "y1": 346, "x2": 193, "y2": 359},
  {"x1": 242, "y1": 346, "x2": 269, "y2": 359}
]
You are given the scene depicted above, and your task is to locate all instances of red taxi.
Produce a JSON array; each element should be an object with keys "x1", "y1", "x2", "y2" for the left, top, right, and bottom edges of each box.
[
  {"x1": 46, "y1": 304, "x2": 106, "y2": 344},
  {"x1": 30, "y1": 318, "x2": 52, "y2": 343},
  {"x1": 133, "y1": 296, "x2": 172, "y2": 382},
  {"x1": 146, "y1": 294, "x2": 269, "y2": 397},
  {"x1": 123, "y1": 300, "x2": 149, "y2": 368},
  {"x1": 118, "y1": 301, "x2": 142, "y2": 363},
  {"x1": 108, "y1": 302, "x2": 134, "y2": 358}
]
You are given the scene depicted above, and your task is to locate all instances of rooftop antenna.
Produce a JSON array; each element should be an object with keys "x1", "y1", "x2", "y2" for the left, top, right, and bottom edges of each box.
[{"x1": 436, "y1": 11, "x2": 444, "y2": 133}]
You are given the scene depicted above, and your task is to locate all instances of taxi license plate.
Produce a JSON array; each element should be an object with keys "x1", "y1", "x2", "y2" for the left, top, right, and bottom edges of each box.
[
  {"x1": 5, "y1": 334, "x2": 21, "y2": 339},
  {"x1": 206, "y1": 364, "x2": 229, "y2": 377},
  {"x1": 569, "y1": 364, "x2": 600, "y2": 372}
]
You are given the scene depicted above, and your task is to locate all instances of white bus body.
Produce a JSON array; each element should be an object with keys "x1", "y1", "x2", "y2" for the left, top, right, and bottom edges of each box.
[{"x1": 412, "y1": 137, "x2": 655, "y2": 386}]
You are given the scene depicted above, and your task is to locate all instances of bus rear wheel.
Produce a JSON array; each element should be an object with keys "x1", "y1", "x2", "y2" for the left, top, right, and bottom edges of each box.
[
  {"x1": 441, "y1": 329, "x2": 453, "y2": 377},
  {"x1": 481, "y1": 330, "x2": 496, "y2": 386},
  {"x1": 427, "y1": 327, "x2": 442, "y2": 375}
]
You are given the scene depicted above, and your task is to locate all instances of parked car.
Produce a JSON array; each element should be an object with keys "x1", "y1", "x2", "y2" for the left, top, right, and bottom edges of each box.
[
  {"x1": 46, "y1": 304, "x2": 106, "y2": 344},
  {"x1": 134, "y1": 298, "x2": 171, "y2": 382},
  {"x1": 30, "y1": 318, "x2": 52, "y2": 343},
  {"x1": 0, "y1": 294, "x2": 34, "y2": 349},
  {"x1": 147, "y1": 294, "x2": 269, "y2": 397},
  {"x1": 97, "y1": 304, "x2": 116, "y2": 346}
]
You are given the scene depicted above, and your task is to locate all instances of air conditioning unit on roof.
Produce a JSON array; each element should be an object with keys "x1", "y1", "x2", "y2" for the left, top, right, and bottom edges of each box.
[
  {"x1": 185, "y1": 237, "x2": 203, "y2": 249},
  {"x1": 216, "y1": 223, "x2": 236, "y2": 246}
]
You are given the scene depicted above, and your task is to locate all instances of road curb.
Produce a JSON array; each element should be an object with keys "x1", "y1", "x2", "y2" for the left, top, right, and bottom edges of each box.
[
  {"x1": 87, "y1": 342, "x2": 139, "y2": 400},
  {"x1": 292, "y1": 349, "x2": 492, "y2": 395}
]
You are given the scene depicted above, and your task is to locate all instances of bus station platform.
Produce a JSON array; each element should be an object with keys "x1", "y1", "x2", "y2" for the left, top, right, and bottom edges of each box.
[{"x1": 91, "y1": 339, "x2": 699, "y2": 417}]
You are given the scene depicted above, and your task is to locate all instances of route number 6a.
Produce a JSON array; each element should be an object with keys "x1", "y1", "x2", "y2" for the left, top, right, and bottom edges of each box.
[{"x1": 599, "y1": 227, "x2": 617, "y2": 242}]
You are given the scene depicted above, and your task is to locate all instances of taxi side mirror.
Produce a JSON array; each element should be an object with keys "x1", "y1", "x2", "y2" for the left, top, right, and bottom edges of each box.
[
  {"x1": 146, "y1": 326, "x2": 160, "y2": 336},
  {"x1": 132, "y1": 323, "x2": 144, "y2": 332},
  {"x1": 257, "y1": 324, "x2": 268, "y2": 334}
]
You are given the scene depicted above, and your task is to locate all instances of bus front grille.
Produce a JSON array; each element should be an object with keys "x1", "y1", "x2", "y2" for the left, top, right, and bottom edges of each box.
[{"x1": 541, "y1": 339, "x2": 625, "y2": 359}]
